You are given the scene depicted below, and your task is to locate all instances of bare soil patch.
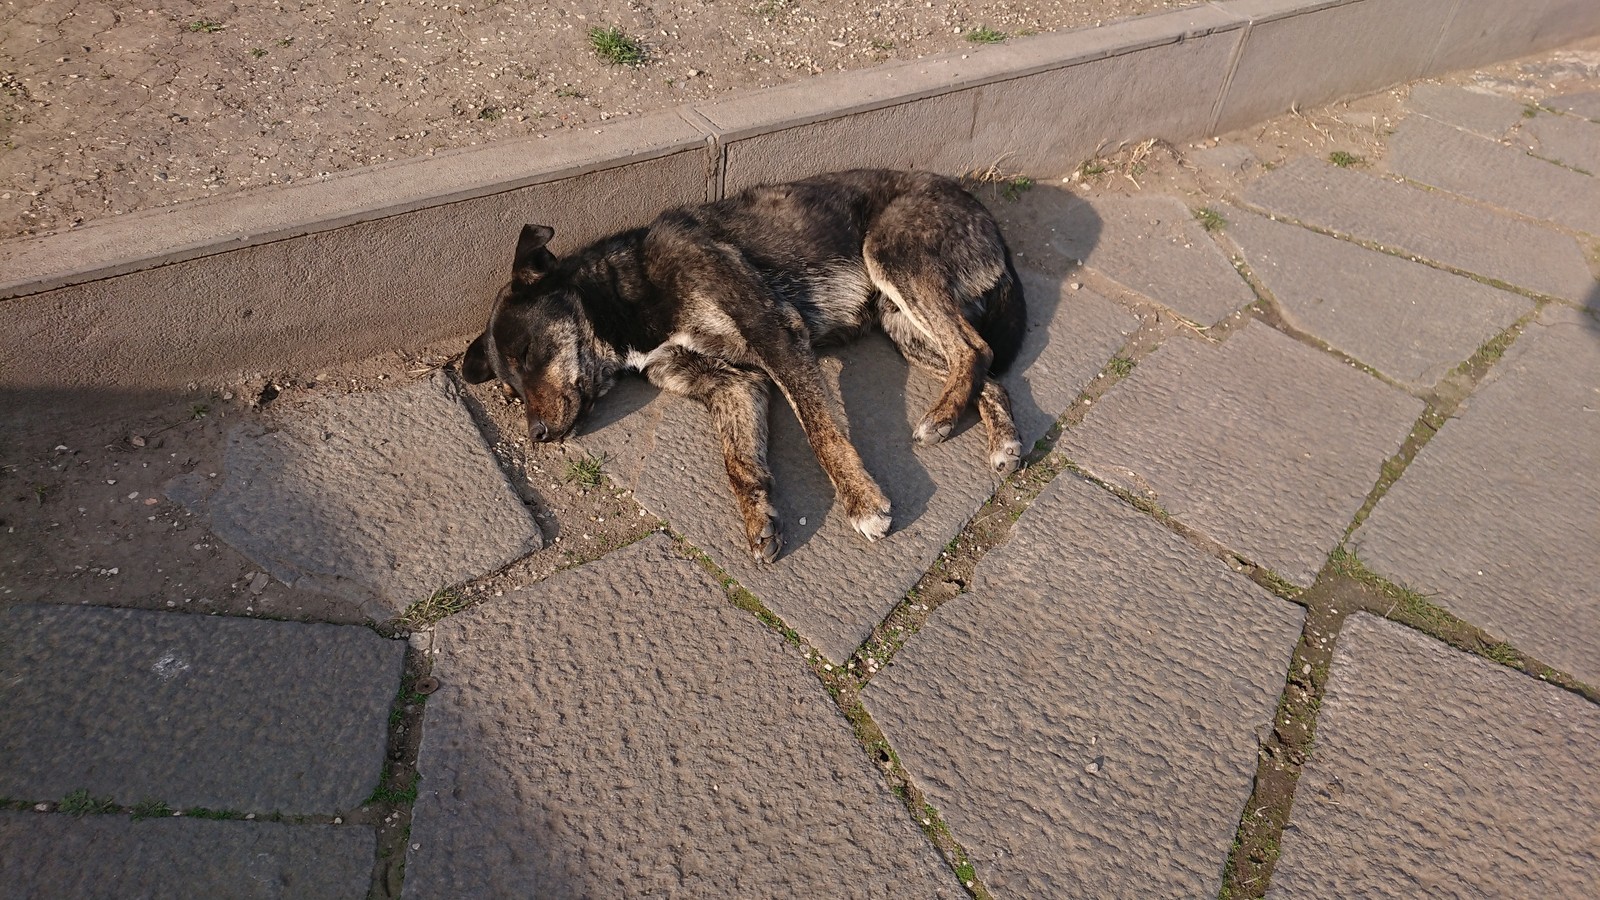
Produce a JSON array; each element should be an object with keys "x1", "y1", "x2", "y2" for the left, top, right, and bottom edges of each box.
[{"x1": 1, "y1": 0, "x2": 1190, "y2": 239}]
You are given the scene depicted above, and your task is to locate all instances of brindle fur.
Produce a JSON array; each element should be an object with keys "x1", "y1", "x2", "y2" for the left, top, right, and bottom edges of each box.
[{"x1": 462, "y1": 169, "x2": 1027, "y2": 563}]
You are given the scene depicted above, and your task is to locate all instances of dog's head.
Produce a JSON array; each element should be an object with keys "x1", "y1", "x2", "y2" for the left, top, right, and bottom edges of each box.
[{"x1": 461, "y1": 224, "x2": 616, "y2": 442}]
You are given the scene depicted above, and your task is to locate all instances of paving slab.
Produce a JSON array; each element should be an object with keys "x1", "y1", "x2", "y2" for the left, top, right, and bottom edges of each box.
[
  {"x1": 0, "y1": 813, "x2": 374, "y2": 900},
  {"x1": 0, "y1": 603, "x2": 403, "y2": 814},
  {"x1": 1268, "y1": 614, "x2": 1600, "y2": 898},
  {"x1": 405, "y1": 535, "x2": 956, "y2": 899},
  {"x1": 1405, "y1": 83, "x2": 1527, "y2": 138},
  {"x1": 1521, "y1": 111, "x2": 1600, "y2": 174},
  {"x1": 1351, "y1": 306, "x2": 1600, "y2": 686},
  {"x1": 864, "y1": 475, "x2": 1303, "y2": 897},
  {"x1": 578, "y1": 273, "x2": 1137, "y2": 662},
  {"x1": 1390, "y1": 114, "x2": 1600, "y2": 235},
  {"x1": 1050, "y1": 193, "x2": 1257, "y2": 325},
  {"x1": 1242, "y1": 156, "x2": 1597, "y2": 303},
  {"x1": 167, "y1": 374, "x2": 541, "y2": 621},
  {"x1": 1226, "y1": 211, "x2": 1532, "y2": 388},
  {"x1": 1548, "y1": 90, "x2": 1600, "y2": 120},
  {"x1": 1063, "y1": 322, "x2": 1424, "y2": 585}
]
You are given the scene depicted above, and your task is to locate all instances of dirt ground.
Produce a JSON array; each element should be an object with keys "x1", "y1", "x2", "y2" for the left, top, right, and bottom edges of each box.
[{"x1": 0, "y1": 0, "x2": 1190, "y2": 239}]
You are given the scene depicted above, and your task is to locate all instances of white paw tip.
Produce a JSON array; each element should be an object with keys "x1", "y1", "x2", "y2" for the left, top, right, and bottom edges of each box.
[
  {"x1": 850, "y1": 510, "x2": 893, "y2": 542},
  {"x1": 990, "y1": 441, "x2": 1023, "y2": 474}
]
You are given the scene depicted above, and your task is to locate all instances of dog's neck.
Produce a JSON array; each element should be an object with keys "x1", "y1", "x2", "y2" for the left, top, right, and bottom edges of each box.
[{"x1": 566, "y1": 229, "x2": 677, "y2": 363}]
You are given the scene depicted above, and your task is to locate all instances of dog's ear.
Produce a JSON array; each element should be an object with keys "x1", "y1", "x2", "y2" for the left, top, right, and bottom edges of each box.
[
  {"x1": 513, "y1": 224, "x2": 557, "y2": 285},
  {"x1": 461, "y1": 331, "x2": 496, "y2": 384}
]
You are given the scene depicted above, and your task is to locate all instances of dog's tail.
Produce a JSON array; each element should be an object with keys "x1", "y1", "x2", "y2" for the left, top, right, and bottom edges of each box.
[{"x1": 980, "y1": 244, "x2": 1028, "y2": 376}]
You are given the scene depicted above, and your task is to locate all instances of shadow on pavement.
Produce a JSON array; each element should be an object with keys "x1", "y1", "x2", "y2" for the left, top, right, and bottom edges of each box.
[{"x1": 1585, "y1": 279, "x2": 1600, "y2": 339}]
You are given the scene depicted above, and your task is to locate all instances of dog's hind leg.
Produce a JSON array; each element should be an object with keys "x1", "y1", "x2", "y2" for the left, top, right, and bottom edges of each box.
[
  {"x1": 645, "y1": 346, "x2": 784, "y2": 562},
  {"x1": 977, "y1": 378, "x2": 1022, "y2": 476},
  {"x1": 878, "y1": 302, "x2": 1023, "y2": 476},
  {"x1": 864, "y1": 226, "x2": 998, "y2": 450}
]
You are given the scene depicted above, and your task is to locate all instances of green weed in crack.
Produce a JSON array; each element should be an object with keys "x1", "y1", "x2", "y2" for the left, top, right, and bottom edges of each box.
[
  {"x1": 1193, "y1": 206, "x2": 1227, "y2": 232},
  {"x1": 131, "y1": 798, "x2": 172, "y2": 820},
  {"x1": 60, "y1": 789, "x2": 118, "y2": 817},
  {"x1": 396, "y1": 586, "x2": 471, "y2": 631}
]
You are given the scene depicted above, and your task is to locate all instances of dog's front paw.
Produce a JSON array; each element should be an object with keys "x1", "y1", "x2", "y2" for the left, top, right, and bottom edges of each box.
[
  {"x1": 748, "y1": 513, "x2": 783, "y2": 564},
  {"x1": 990, "y1": 439, "x2": 1022, "y2": 476},
  {"x1": 847, "y1": 496, "x2": 893, "y2": 542},
  {"x1": 913, "y1": 417, "x2": 954, "y2": 446}
]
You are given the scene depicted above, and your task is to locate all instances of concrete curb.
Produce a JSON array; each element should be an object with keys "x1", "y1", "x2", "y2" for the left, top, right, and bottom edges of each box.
[{"x1": 4, "y1": 0, "x2": 1598, "y2": 422}]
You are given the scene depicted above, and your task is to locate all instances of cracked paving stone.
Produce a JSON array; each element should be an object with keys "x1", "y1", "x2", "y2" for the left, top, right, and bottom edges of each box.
[
  {"x1": 1064, "y1": 321, "x2": 1423, "y2": 586},
  {"x1": 1390, "y1": 113, "x2": 1600, "y2": 235},
  {"x1": 577, "y1": 273, "x2": 1137, "y2": 662},
  {"x1": 1242, "y1": 156, "x2": 1596, "y2": 303},
  {"x1": 0, "y1": 813, "x2": 374, "y2": 900},
  {"x1": 864, "y1": 475, "x2": 1302, "y2": 897},
  {"x1": 1405, "y1": 83, "x2": 1527, "y2": 138},
  {"x1": 1519, "y1": 111, "x2": 1600, "y2": 176},
  {"x1": 404, "y1": 534, "x2": 956, "y2": 899},
  {"x1": 0, "y1": 603, "x2": 404, "y2": 815},
  {"x1": 1351, "y1": 305, "x2": 1600, "y2": 687},
  {"x1": 166, "y1": 374, "x2": 541, "y2": 620},
  {"x1": 1269, "y1": 614, "x2": 1600, "y2": 898},
  {"x1": 1547, "y1": 90, "x2": 1600, "y2": 120},
  {"x1": 1050, "y1": 193, "x2": 1257, "y2": 325},
  {"x1": 1226, "y1": 210, "x2": 1531, "y2": 389}
]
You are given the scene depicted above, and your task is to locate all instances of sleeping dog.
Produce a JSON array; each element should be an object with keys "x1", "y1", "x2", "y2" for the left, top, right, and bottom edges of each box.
[{"x1": 462, "y1": 169, "x2": 1027, "y2": 563}]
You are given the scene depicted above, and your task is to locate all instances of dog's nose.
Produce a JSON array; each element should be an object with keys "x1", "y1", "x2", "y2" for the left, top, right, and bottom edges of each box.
[{"x1": 528, "y1": 418, "x2": 550, "y2": 442}]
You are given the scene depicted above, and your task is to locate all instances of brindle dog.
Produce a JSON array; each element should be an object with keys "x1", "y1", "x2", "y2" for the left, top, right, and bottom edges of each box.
[{"x1": 462, "y1": 169, "x2": 1027, "y2": 563}]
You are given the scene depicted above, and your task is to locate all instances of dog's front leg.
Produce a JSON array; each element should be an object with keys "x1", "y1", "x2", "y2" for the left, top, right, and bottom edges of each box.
[
  {"x1": 750, "y1": 322, "x2": 892, "y2": 543},
  {"x1": 645, "y1": 347, "x2": 783, "y2": 563}
]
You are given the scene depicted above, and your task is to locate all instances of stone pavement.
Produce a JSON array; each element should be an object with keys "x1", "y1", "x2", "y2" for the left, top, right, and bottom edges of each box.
[{"x1": 3, "y1": 64, "x2": 1599, "y2": 900}]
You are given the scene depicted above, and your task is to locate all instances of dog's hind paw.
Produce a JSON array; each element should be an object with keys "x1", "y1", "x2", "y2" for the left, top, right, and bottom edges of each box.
[
  {"x1": 848, "y1": 502, "x2": 893, "y2": 542},
  {"x1": 990, "y1": 440, "x2": 1022, "y2": 476},
  {"x1": 913, "y1": 417, "x2": 954, "y2": 446}
]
